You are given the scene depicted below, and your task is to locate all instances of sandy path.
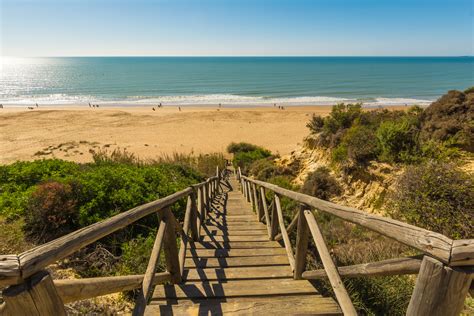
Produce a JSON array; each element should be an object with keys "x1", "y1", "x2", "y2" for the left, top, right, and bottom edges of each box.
[{"x1": 0, "y1": 106, "x2": 337, "y2": 164}]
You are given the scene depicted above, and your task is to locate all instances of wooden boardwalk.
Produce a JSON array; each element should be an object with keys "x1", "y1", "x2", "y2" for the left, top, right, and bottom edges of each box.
[{"x1": 145, "y1": 176, "x2": 341, "y2": 315}]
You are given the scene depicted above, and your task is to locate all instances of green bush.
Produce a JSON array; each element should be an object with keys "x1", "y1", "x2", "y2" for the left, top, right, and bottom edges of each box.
[
  {"x1": 116, "y1": 233, "x2": 161, "y2": 276},
  {"x1": 324, "y1": 103, "x2": 362, "y2": 134},
  {"x1": 376, "y1": 117, "x2": 419, "y2": 163},
  {"x1": 306, "y1": 114, "x2": 325, "y2": 134},
  {"x1": 227, "y1": 142, "x2": 262, "y2": 154},
  {"x1": 388, "y1": 162, "x2": 473, "y2": 239},
  {"x1": 249, "y1": 158, "x2": 290, "y2": 181},
  {"x1": 0, "y1": 159, "x2": 79, "y2": 219},
  {"x1": 24, "y1": 181, "x2": 79, "y2": 243},
  {"x1": 301, "y1": 167, "x2": 341, "y2": 200},
  {"x1": 331, "y1": 125, "x2": 379, "y2": 169}
]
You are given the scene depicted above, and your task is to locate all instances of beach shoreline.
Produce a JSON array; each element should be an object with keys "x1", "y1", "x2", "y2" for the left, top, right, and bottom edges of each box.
[{"x1": 0, "y1": 105, "x2": 409, "y2": 165}]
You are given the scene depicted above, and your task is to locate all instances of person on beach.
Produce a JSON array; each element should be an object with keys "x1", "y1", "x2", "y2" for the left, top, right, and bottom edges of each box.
[
  {"x1": 0, "y1": 104, "x2": 3, "y2": 109},
  {"x1": 36, "y1": 103, "x2": 38, "y2": 107},
  {"x1": 178, "y1": 106, "x2": 181, "y2": 111}
]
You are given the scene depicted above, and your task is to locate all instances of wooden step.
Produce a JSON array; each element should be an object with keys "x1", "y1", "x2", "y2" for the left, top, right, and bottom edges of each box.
[
  {"x1": 184, "y1": 255, "x2": 289, "y2": 268},
  {"x1": 183, "y1": 266, "x2": 293, "y2": 281},
  {"x1": 191, "y1": 241, "x2": 282, "y2": 249},
  {"x1": 151, "y1": 278, "x2": 318, "y2": 299},
  {"x1": 146, "y1": 295, "x2": 341, "y2": 315},
  {"x1": 204, "y1": 229, "x2": 268, "y2": 236},
  {"x1": 186, "y1": 247, "x2": 286, "y2": 258},
  {"x1": 201, "y1": 235, "x2": 269, "y2": 242},
  {"x1": 204, "y1": 223, "x2": 266, "y2": 230}
]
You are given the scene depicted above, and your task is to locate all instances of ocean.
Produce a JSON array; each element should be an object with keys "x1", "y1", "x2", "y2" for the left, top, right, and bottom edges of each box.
[{"x1": 1, "y1": 56, "x2": 473, "y2": 107}]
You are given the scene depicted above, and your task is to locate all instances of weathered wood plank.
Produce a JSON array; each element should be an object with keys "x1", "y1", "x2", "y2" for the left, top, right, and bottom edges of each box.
[
  {"x1": 243, "y1": 176, "x2": 453, "y2": 263},
  {"x1": 302, "y1": 256, "x2": 422, "y2": 279},
  {"x1": 0, "y1": 255, "x2": 21, "y2": 287},
  {"x1": 3, "y1": 270, "x2": 66, "y2": 316},
  {"x1": 146, "y1": 295, "x2": 341, "y2": 315},
  {"x1": 450, "y1": 239, "x2": 474, "y2": 266},
  {"x1": 152, "y1": 278, "x2": 319, "y2": 299},
  {"x1": 183, "y1": 266, "x2": 293, "y2": 281},
  {"x1": 201, "y1": 235, "x2": 269, "y2": 242},
  {"x1": 186, "y1": 248, "x2": 286, "y2": 258},
  {"x1": 304, "y1": 210, "x2": 357, "y2": 316},
  {"x1": 184, "y1": 255, "x2": 290, "y2": 268},
  {"x1": 55, "y1": 272, "x2": 171, "y2": 303},
  {"x1": 205, "y1": 230, "x2": 267, "y2": 236},
  {"x1": 190, "y1": 240, "x2": 282, "y2": 249},
  {"x1": 407, "y1": 256, "x2": 473, "y2": 316}
]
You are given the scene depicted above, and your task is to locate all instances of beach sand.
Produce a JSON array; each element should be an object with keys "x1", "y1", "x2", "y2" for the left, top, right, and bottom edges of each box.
[{"x1": 0, "y1": 105, "x2": 406, "y2": 164}]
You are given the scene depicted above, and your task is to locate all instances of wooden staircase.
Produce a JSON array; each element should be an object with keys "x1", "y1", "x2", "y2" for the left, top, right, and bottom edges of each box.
[{"x1": 145, "y1": 176, "x2": 342, "y2": 315}]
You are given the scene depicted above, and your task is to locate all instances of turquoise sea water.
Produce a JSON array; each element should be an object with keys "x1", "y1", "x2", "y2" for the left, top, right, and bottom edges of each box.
[{"x1": 1, "y1": 57, "x2": 473, "y2": 106}]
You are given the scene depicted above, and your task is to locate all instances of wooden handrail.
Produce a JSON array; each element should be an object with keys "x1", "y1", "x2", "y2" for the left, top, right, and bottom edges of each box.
[
  {"x1": 55, "y1": 272, "x2": 171, "y2": 304},
  {"x1": 275, "y1": 211, "x2": 299, "y2": 241},
  {"x1": 242, "y1": 176, "x2": 456, "y2": 265},
  {"x1": 302, "y1": 256, "x2": 422, "y2": 279},
  {"x1": 304, "y1": 210, "x2": 357, "y2": 315}
]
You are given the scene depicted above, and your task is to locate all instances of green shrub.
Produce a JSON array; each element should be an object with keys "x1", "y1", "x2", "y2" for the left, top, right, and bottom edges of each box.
[
  {"x1": 301, "y1": 167, "x2": 341, "y2": 200},
  {"x1": 249, "y1": 158, "x2": 290, "y2": 181},
  {"x1": 227, "y1": 142, "x2": 262, "y2": 154},
  {"x1": 324, "y1": 103, "x2": 362, "y2": 134},
  {"x1": 116, "y1": 233, "x2": 161, "y2": 276},
  {"x1": 24, "y1": 181, "x2": 79, "y2": 243},
  {"x1": 376, "y1": 117, "x2": 419, "y2": 162},
  {"x1": 75, "y1": 164, "x2": 201, "y2": 226},
  {"x1": 344, "y1": 125, "x2": 379, "y2": 164},
  {"x1": 388, "y1": 162, "x2": 473, "y2": 239},
  {"x1": 306, "y1": 114, "x2": 325, "y2": 134},
  {"x1": 0, "y1": 160, "x2": 79, "y2": 219}
]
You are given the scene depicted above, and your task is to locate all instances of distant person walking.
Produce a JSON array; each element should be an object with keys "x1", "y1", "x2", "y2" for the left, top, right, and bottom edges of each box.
[
  {"x1": 36, "y1": 103, "x2": 38, "y2": 108},
  {"x1": 178, "y1": 106, "x2": 181, "y2": 111}
]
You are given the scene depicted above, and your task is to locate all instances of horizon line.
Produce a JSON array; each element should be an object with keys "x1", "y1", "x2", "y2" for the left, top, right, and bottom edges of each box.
[{"x1": 2, "y1": 55, "x2": 473, "y2": 58}]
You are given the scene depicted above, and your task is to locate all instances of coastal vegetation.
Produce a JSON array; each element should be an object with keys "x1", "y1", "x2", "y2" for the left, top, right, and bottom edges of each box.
[
  {"x1": 228, "y1": 88, "x2": 473, "y2": 315},
  {"x1": 0, "y1": 150, "x2": 225, "y2": 312}
]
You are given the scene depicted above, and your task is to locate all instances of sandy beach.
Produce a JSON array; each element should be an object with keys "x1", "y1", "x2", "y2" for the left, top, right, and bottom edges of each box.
[{"x1": 0, "y1": 105, "x2": 408, "y2": 164}]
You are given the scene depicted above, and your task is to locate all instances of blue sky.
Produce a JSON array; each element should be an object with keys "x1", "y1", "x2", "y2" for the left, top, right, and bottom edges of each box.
[{"x1": 1, "y1": 0, "x2": 473, "y2": 56}]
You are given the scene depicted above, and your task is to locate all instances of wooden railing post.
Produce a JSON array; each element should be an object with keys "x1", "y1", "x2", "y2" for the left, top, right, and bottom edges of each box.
[
  {"x1": 260, "y1": 187, "x2": 272, "y2": 238},
  {"x1": 162, "y1": 208, "x2": 181, "y2": 284},
  {"x1": 294, "y1": 205, "x2": 310, "y2": 280},
  {"x1": 133, "y1": 216, "x2": 167, "y2": 316},
  {"x1": 178, "y1": 196, "x2": 193, "y2": 276},
  {"x1": 274, "y1": 194, "x2": 295, "y2": 270},
  {"x1": 190, "y1": 190, "x2": 199, "y2": 241},
  {"x1": 304, "y1": 210, "x2": 356, "y2": 315},
  {"x1": 3, "y1": 270, "x2": 66, "y2": 316},
  {"x1": 246, "y1": 180, "x2": 251, "y2": 203},
  {"x1": 270, "y1": 196, "x2": 279, "y2": 240},
  {"x1": 406, "y1": 256, "x2": 472, "y2": 316},
  {"x1": 252, "y1": 183, "x2": 260, "y2": 220}
]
